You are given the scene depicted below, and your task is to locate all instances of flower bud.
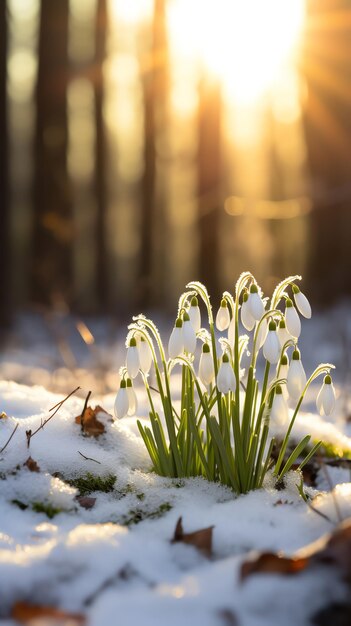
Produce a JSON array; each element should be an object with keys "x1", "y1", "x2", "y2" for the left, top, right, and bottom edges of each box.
[
  {"x1": 168, "y1": 318, "x2": 184, "y2": 359},
  {"x1": 198, "y1": 343, "x2": 215, "y2": 386},
  {"x1": 216, "y1": 299, "x2": 230, "y2": 331},
  {"x1": 285, "y1": 298, "x2": 301, "y2": 338},
  {"x1": 292, "y1": 285, "x2": 312, "y2": 319}
]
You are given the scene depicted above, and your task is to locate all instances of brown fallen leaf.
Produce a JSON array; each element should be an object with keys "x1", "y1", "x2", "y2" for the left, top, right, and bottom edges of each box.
[
  {"x1": 76, "y1": 495, "x2": 96, "y2": 510},
  {"x1": 11, "y1": 601, "x2": 86, "y2": 625},
  {"x1": 23, "y1": 457, "x2": 40, "y2": 473},
  {"x1": 241, "y1": 518, "x2": 351, "y2": 583},
  {"x1": 75, "y1": 406, "x2": 105, "y2": 437},
  {"x1": 171, "y1": 516, "x2": 214, "y2": 557}
]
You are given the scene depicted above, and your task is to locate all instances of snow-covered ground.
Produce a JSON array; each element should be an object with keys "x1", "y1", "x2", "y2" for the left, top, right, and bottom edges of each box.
[{"x1": 1, "y1": 306, "x2": 351, "y2": 625}]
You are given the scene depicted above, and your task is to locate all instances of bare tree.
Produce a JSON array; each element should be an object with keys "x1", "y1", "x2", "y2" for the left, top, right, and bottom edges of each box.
[{"x1": 31, "y1": 0, "x2": 72, "y2": 307}]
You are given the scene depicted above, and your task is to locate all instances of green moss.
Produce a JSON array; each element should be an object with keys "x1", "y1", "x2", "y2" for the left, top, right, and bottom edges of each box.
[
  {"x1": 32, "y1": 502, "x2": 63, "y2": 519},
  {"x1": 122, "y1": 502, "x2": 172, "y2": 526},
  {"x1": 67, "y1": 473, "x2": 116, "y2": 496},
  {"x1": 11, "y1": 499, "x2": 28, "y2": 510}
]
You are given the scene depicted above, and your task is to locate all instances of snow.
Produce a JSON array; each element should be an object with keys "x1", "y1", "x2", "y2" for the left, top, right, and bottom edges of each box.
[{"x1": 0, "y1": 377, "x2": 351, "y2": 626}]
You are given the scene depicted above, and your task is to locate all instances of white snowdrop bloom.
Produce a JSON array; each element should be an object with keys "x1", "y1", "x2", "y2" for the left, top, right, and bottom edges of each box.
[
  {"x1": 277, "y1": 318, "x2": 291, "y2": 349},
  {"x1": 271, "y1": 385, "x2": 289, "y2": 427},
  {"x1": 168, "y1": 318, "x2": 184, "y2": 359},
  {"x1": 241, "y1": 291, "x2": 255, "y2": 331},
  {"x1": 263, "y1": 321, "x2": 280, "y2": 364},
  {"x1": 188, "y1": 296, "x2": 201, "y2": 332},
  {"x1": 183, "y1": 312, "x2": 197, "y2": 354},
  {"x1": 126, "y1": 378, "x2": 138, "y2": 416},
  {"x1": 114, "y1": 380, "x2": 129, "y2": 419},
  {"x1": 216, "y1": 299, "x2": 230, "y2": 331},
  {"x1": 217, "y1": 353, "x2": 236, "y2": 394},
  {"x1": 285, "y1": 298, "x2": 301, "y2": 338},
  {"x1": 248, "y1": 283, "x2": 264, "y2": 321},
  {"x1": 256, "y1": 319, "x2": 268, "y2": 350},
  {"x1": 199, "y1": 343, "x2": 215, "y2": 386},
  {"x1": 277, "y1": 352, "x2": 289, "y2": 381},
  {"x1": 316, "y1": 375, "x2": 336, "y2": 416},
  {"x1": 287, "y1": 349, "x2": 306, "y2": 400},
  {"x1": 126, "y1": 337, "x2": 140, "y2": 379},
  {"x1": 292, "y1": 285, "x2": 312, "y2": 319},
  {"x1": 138, "y1": 336, "x2": 153, "y2": 373},
  {"x1": 228, "y1": 315, "x2": 235, "y2": 346}
]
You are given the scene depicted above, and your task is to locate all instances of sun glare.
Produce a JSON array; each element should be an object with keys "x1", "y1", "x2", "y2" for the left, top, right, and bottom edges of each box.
[{"x1": 168, "y1": 0, "x2": 305, "y2": 104}]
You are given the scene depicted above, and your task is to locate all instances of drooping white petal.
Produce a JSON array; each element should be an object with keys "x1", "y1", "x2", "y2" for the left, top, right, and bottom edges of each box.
[
  {"x1": 285, "y1": 304, "x2": 301, "y2": 338},
  {"x1": 138, "y1": 338, "x2": 153, "y2": 373},
  {"x1": 256, "y1": 320, "x2": 268, "y2": 349},
  {"x1": 317, "y1": 379, "x2": 336, "y2": 416},
  {"x1": 294, "y1": 290, "x2": 312, "y2": 319},
  {"x1": 183, "y1": 319, "x2": 197, "y2": 354},
  {"x1": 263, "y1": 330, "x2": 280, "y2": 364},
  {"x1": 241, "y1": 299, "x2": 255, "y2": 331},
  {"x1": 316, "y1": 386, "x2": 324, "y2": 416},
  {"x1": 277, "y1": 322, "x2": 291, "y2": 349},
  {"x1": 228, "y1": 316, "x2": 235, "y2": 346},
  {"x1": 168, "y1": 325, "x2": 184, "y2": 359},
  {"x1": 126, "y1": 345, "x2": 140, "y2": 379},
  {"x1": 287, "y1": 358, "x2": 306, "y2": 400},
  {"x1": 217, "y1": 359, "x2": 236, "y2": 394},
  {"x1": 199, "y1": 350, "x2": 215, "y2": 386},
  {"x1": 248, "y1": 292, "x2": 264, "y2": 321},
  {"x1": 127, "y1": 384, "x2": 138, "y2": 416},
  {"x1": 271, "y1": 391, "x2": 289, "y2": 427},
  {"x1": 114, "y1": 385, "x2": 129, "y2": 419},
  {"x1": 216, "y1": 305, "x2": 230, "y2": 331},
  {"x1": 188, "y1": 304, "x2": 201, "y2": 332}
]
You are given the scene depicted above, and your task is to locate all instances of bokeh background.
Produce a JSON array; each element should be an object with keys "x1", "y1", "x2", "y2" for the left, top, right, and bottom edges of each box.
[{"x1": 1, "y1": 0, "x2": 351, "y2": 331}]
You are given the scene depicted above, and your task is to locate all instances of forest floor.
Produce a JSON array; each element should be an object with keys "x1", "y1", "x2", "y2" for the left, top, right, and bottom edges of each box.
[{"x1": 1, "y1": 307, "x2": 351, "y2": 626}]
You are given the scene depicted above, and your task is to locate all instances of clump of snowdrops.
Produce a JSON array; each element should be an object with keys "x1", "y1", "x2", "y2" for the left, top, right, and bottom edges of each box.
[{"x1": 115, "y1": 273, "x2": 336, "y2": 494}]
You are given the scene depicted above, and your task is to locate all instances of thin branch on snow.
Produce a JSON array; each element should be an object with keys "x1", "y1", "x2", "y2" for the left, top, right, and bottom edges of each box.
[
  {"x1": 26, "y1": 386, "x2": 81, "y2": 448},
  {"x1": 78, "y1": 450, "x2": 101, "y2": 464},
  {"x1": 80, "y1": 390, "x2": 92, "y2": 433},
  {"x1": 0, "y1": 422, "x2": 19, "y2": 454}
]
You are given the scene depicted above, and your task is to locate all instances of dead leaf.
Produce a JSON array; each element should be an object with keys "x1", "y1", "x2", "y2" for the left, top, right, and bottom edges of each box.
[
  {"x1": 241, "y1": 518, "x2": 351, "y2": 584},
  {"x1": 241, "y1": 552, "x2": 308, "y2": 581},
  {"x1": 0, "y1": 411, "x2": 7, "y2": 419},
  {"x1": 23, "y1": 457, "x2": 40, "y2": 473},
  {"x1": 171, "y1": 516, "x2": 214, "y2": 557},
  {"x1": 11, "y1": 601, "x2": 86, "y2": 625},
  {"x1": 75, "y1": 406, "x2": 105, "y2": 437},
  {"x1": 76, "y1": 496, "x2": 96, "y2": 510}
]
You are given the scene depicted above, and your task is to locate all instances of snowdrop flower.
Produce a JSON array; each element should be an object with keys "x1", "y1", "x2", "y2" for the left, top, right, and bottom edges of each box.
[
  {"x1": 188, "y1": 296, "x2": 201, "y2": 332},
  {"x1": 256, "y1": 319, "x2": 268, "y2": 350},
  {"x1": 126, "y1": 378, "x2": 138, "y2": 416},
  {"x1": 198, "y1": 343, "x2": 215, "y2": 386},
  {"x1": 241, "y1": 291, "x2": 255, "y2": 331},
  {"x1": 277, "y1": 352, "x2": 289, "y2": 380},
  {"x1": 183, "y1": 312, "x2": 197, "y2": 354},
  {"x1": 114, "y1": 379, "x2": 129, "y2": 419},
  {"x1": 292, "y1": 284, "x2": 312, "y2": 319},
  {"x1": 248, "y1": 283, "x2": 264, "y2": 321},
  {"x1": 271, "y1": 385, "x2": 289, "y2": 427},
  {"x1": 277, "y1": 318, "x2": 291, "y2": 348},
  {"x1": 263, "y1": 321, "x2": 280, "y2": 364},
  {"x1": 216, "y1": 299, "x2": 230, "y2": 331},
  {"x1": 285, "y1": 298, "x2": 301, "y2": 339},
  {"x1": 126, "y1": 337, "x2": 140, "y2": 379},
  {"x1": 217, "y1": 353, "x2": 236, "y2": 394},
  {"x1": 138, "y1": 336, "x2": 153, "y2": 373},
  {"x1": 168, "y1": 318, "x2": 184, "y2": 359},
  {"x1": 287, "y1": 348, "x2": 306, "y2": 400},
  {"x1": 316, "y1": 375, "x2": 336, "y2": 416}
]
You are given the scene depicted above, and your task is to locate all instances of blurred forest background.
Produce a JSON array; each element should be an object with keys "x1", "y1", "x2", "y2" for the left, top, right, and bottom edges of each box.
[{"x1": 1, "y1": 0, "x2": 351, "y2": 330}]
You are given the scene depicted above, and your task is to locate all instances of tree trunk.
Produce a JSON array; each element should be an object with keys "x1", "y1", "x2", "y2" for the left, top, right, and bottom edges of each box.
[
  {"x1": 0, "y1": 1, "x2": 10, "y2": 331},
  {"x1": 198, "y1": 75, "x2": 222, "y2": 299},
  {"x1": 31, "y1": 0, "x2": 72, "y2": 307},
  {"x1": 303, "y1": 0, "x2": 351, "y2": 303},
  {"x1": 138, "y1": 0, "x2": 168, "y2": 308},
  {"x1": 94, "y1": 0, "x2": 108, "y2": 310}
]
